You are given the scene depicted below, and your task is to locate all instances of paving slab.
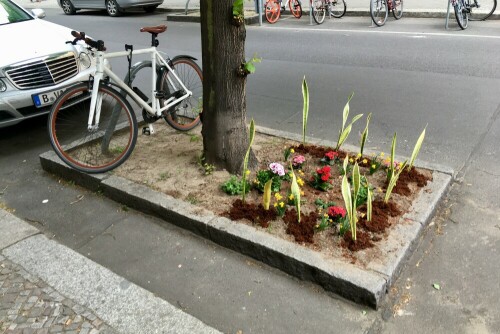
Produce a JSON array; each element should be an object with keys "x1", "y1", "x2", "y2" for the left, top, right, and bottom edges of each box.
[{"x1": 39, "y1": 127, "x2": 453, "y2": 309}]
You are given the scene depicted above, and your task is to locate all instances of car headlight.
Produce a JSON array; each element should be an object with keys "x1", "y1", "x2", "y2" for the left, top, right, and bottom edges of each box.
[
  {"x1": 0, "y1": 78, "x2": 6, "y2": 92},
  {"x1": 79, "y1": 52, "x2": 92, "y2": 70}
]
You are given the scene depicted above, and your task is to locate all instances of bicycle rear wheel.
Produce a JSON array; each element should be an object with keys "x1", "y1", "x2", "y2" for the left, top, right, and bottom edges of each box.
[
  {"x1": 370, "y1": 0, "x2": 388, "y2": 26},
  {"x1": 329, "y1": 0, "x2": 346, "y2": 18},
  {"x1": 392, "y1": 0, "x2": 403, "y2": 19},
  {"x1": 469, "y1": 0, "x2": 496, "y2": 20},
  {"x1": 289, "y1": 0, "x2": 302, "y2": 18},
  {"x1": 48, "y1": 82, "x2": 138, "y2": 173},
  {"x1": 265, "y1": 0, "x2": 281, "y2": 23},
  {"x1": 454, "y1": 0, "x2": 469, "y2": 29},
  {"x1": 312, "y1": 0, "x2": 326, "y2": 24},
  {"x1": 159, "y1": 57, "x2": 203, "y2": 131}
]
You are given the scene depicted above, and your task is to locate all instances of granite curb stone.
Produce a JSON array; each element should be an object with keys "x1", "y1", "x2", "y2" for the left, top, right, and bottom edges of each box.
[{"x1": 39, "y1": 126, "x2": 453, "y2": 309}]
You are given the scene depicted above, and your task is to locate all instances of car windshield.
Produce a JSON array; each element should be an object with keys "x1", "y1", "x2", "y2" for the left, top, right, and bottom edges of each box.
[{"x1": 0, "y1": 0, "x2": 32, "y2": 25}]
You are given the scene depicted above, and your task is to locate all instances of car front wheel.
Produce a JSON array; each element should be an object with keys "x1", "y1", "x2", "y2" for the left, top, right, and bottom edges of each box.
[
  {"x1": 61, "y1": 0, "x2": 76, "y2": 15},
  {"x1": 106, "y1": 0, "x2": 122, "y2": 16}
]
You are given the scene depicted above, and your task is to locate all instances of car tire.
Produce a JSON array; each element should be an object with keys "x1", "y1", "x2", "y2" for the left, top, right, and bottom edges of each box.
[
  {"x1": 143, "y1": 5, "x2": 158, "y2": 13},
  {"x1": 106, "y1": 0, "x2": 122, "y2": 17},
  {"x1": 61, "y1": 0, "x2": 76, "y2": 15}
]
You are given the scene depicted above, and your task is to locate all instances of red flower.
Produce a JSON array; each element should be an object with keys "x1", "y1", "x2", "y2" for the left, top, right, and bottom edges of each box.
[
  {"x1": 316, "y1": 168, "x2": 323, "y2": 174},
  {"x1": 328, "y1": 206, "x2": 346, "y2": 218},
  {"x1": 321, "y1": 174, "x2": 329, "y2": 182},
  {"x1": 321, "y1": 166, "x2": 331, "y2": 174},
  {"x1": 324, "y1": 151, "x2": 338, "y2": 160}
]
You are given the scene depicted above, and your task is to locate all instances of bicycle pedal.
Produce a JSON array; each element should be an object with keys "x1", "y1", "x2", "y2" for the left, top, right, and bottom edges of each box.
[{"x1": 142, "y1": 127, "x2": 151, "y2": 135}]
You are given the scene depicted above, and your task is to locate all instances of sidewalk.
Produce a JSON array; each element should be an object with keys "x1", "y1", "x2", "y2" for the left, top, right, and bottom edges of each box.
[{"x1": 0, "y1": 209, "x2": 221, "y2": 334}]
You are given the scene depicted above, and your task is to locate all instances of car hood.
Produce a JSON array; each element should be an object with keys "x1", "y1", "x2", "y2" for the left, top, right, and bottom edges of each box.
[{"x1": 0, "y1": 19, "x2": 77, "y2": 68}]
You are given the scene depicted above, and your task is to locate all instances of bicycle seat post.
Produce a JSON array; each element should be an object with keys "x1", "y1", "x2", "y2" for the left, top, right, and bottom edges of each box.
[{"x1": 151, "y1": 33, "x2": 159, "y2": 48}]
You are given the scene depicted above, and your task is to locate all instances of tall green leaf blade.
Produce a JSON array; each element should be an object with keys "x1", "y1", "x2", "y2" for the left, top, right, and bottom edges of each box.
[
  {"x1": 367, "y1": 186, "x2": 372, "y2": 221},
  {"x1": 290, "y1": 164, "x2": 301, "y2": 223},
  {"x1": 242, "y1": 119, "x2": 256, "y2": 203},
  {"x1": 341, "y1": 175, "x2": 352, "y2": 225},
  {"x1": 409, "y1": 127, "x2": 426, "y2": 169},
  {"x1": 342, "y1": 92, "x2": 355, "y2": 129},
  {"x1": 353, "y1": 163, "x2": 361, "y2": 198},
  {"x1": 384, "y1": 160, "x2": 408, "y2": 203},
  {"x1": 302, "y1": 77, "x2": 309, "y2": 144},
  {"x1": 360, "y1": 113, "x2": 372, "y2": 155},
  {"x1": 263, "y1": 179, "x2": 272, "y2": 210}
]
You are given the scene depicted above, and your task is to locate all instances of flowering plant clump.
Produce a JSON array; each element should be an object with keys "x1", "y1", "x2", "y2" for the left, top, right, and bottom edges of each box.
[
  {"x1": 292, "y1": 155, "x2": 306, "y2": 169},
  {"x1": 254, "y1": 162, "x2": 286, "y2": 193},
  {"x1": 310, "y1": 165, "x2": 332, "y2": 191},
  {"x1": 368, "y1": 153, "x2": 383, "y2": 175},
  {"x1": 273, "y1": 192, "x2": 286, "y2": 216},
  {"x1": 269, "y1": 162, "x2": 286, "y2": 176},
  {"x1": 327, "y1": 206, "x2": 347, "y2": 222},
  {"x1": 321, "y1": 150, "x2": 339, "y2": 165}
]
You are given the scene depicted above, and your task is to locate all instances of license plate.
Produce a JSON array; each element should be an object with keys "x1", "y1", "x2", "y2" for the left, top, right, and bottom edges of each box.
[{"x1": 32, "y1": 88, "x2": 66, "y2": 108}]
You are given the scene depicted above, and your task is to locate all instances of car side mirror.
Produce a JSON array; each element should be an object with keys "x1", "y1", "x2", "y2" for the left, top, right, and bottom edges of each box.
[{"x1": 31, "y1": 8, "x2": 46, "y2": 19}]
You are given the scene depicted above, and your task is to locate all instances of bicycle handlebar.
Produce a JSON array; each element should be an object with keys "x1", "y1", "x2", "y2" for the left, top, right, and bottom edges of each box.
[{"x1": 70, "y1": 31, "x2": 106, "y2": 51}]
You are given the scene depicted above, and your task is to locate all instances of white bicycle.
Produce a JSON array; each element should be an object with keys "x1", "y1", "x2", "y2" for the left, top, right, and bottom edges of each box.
[{"x1": 47, "y1": 25, "x2": 203, "y2": 173}]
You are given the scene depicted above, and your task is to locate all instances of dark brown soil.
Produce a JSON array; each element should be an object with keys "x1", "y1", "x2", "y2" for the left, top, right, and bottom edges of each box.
[
  {"x1": 341, "y1": 230, "x2": 374, "y2": 251},
  {"x1": 292, "y1": 144, "x2": 348, "y2": 160},
  {"x1": 393, "y1": 167, "x2": 433, "y2": 195},
  {"x1": 373, "y1": 199, "x2": 402, "y2": 218},
  {"x1": 283, "y1": 209, "x2": 320, "y2": 243},
  {"x1": 226, "y1": 199, "x2": 277, "y2": 228}
]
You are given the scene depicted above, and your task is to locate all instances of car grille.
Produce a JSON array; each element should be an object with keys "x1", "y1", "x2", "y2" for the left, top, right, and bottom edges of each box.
[{"x1": 5, "y1": 52, "x2": 78, "y2": 90}]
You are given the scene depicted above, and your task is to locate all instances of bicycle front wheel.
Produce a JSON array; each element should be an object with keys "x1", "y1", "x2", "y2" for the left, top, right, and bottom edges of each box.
[
  {"x1": 312, "y1": 0, "x2": 326, "y2": 24},
  {"x1": 469, "y1": 0, "x2": 496, "y2": 20},
  {"x1": 454, "y1": 1, "x2": 469, "y2": 29},
  {"x1": 265, "y1": 0, "x2": 281, "y2": 23},
  {"x1": 370, "y1": 0, "x2": 388, "y2": 26},
  {"x1": 48, "y1": 83, "x2": 138, "y2": 173},
  {"x1": 329, "y1": 0, "x2": 347, "y2": 18},
  {"x1": 392, "y1": 0, "x2": 403, "y2": 19},
  {"x1": 289, "y1": 0, "x2": 302, "y2": 18},
  {"x1": 159, "y1": 57, "x2": 203, "y2": 131}
]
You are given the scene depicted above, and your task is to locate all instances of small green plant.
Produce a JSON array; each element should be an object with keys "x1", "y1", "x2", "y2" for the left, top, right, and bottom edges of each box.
[
  {"x1": 302, "y1": 76, "x2": 309, "y2": 144},
  {"x1": 384, "y1": 160, "x2": 408, "y2": 204},
  {"x1": 408, "y1": 127, "x2": 427, "y2": 170},
  {"x1": 186, "y1": 195, "x2": 199, "y2": 205},
  {"x1": 339, "y1": 216, "x2": 351, "y2": 236},
  {"x1": 221, "y1": 176, "x2": 250, "y2": 195},
  {"x1": 158, "y1": 172, "x2": 171, "y2": 181},
  {"x1": 369, "y1": 153, "x2": 383, "y2": 175},
  {"x1": 310, "y1": 165, "x2": 333, "y2": 191},
  {"x1": 314, "y1": 198, "x2": 336, "y2": 209},
  {"x1": 254, "y1": 169, "x2": 282, "y2": 193},
  {"x1": 359, "y1": 113, "x2": 372, "y2": 155},
  {"x1": 190, "y1": 134, "x2": 201, "y2": 142},
  {"x1": 341, "y1": 157, "x2": 361, "y2": 241},
  {"x1": 386, "y1": 133, "x2": 397, "y2": 182},
  {"x1": 109, "y1": 146, "x2": 125, "y2": 154},
  {"x1": 273, "y1": 193, "x2": 286, "y2": 216},
  {"x1": 316, "y1": 214, "x2": 331, "y2": 231},
  {"x1": 336, "y1": 93, "x2": 363, "y2": 151},
  {"x1": 356, "y1": 176, "x2": 372, "y2": 207},
  {"x1": 241, "y1": 54, "x2": 262, "y2": 75},
  {"x1": 284, "y1": 147, "x2": 294, "y2": 161},
  {"x1": 202, "y1": 163, "x2": 215, "y2": 175},
  {"x1": 242, "y1": 119, "x2": 255, "y2": 203},
  {"x1": 290, "y1": 163, "x2": 301, "y2": 223},
  {"x1": 321, "y1": 150, "x2": 339, "y2": 166},
  {"x1": 232, "y1": 0, "x2": 244, "y2": 16}
]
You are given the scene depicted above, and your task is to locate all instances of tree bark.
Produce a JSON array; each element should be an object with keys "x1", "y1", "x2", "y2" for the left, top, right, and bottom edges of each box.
[{"x1": 200, "y1": 0, "x2": 257, "y2": 175}]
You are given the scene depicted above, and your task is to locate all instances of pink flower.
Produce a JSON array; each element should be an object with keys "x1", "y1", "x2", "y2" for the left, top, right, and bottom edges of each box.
[{"x1": 292, "y1": 155, "x2": 305, "y2": 166}]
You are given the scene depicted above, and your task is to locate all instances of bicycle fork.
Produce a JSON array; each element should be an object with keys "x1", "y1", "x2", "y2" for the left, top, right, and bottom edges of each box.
[{"x1": 88, "y1": 53, "x2": 105, "y2": 132}]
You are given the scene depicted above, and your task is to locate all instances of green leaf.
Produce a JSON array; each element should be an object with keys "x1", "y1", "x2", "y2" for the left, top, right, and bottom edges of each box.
[
  {"x1": 360, "y1": 113, "x2": 372, "y2": 155},
  {"x1": 242, "y1": 119, "x2": 255, "y2": 203},
  {"x1": 367, "y1": 185, "x2": 372, "y2": 222},
  {"x1": 384, "y1": 160, "x2": 407, "y2": 203},
  {"x1": 232, "y1": 0, "x2": 244, "y2": 15},
  {"x1": 302, "y1": 77, "x2": 309, "y2": 144},
  {"x1": 342, "y1": 92, "x2": 355, "y2": 129},
  {"x1": 244, "y1": 62, "x2": 256, "y2": 74},
  {"x1": 433, "y1": 283, "x2": 441, "y2": 290},
  {"x1": 353, "y1": 163, "x2": 361, "y2": 199},
  {"x1": 388, "y1": 132, "x2": 397, "y2": 182},
  {"x1": 409, "y1": 127, "x2": 426, "y2": 169},
  {"x1": 290, "y1": 163, "x2": 301, "y2": 223},
  {"x1": 336, "y1": 113, "x2": 363, "y2": 151},
  {"x1": 263, "y1": 180, "x2": 272, "y2": 210},
  {"x1": 341, "y1": 174, "x2": 352, "y2": 227}
]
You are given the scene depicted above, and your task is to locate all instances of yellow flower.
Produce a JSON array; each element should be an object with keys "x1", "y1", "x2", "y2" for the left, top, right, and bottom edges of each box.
[
  {"x1": 274, "y1": 193, "x2": 282, "y2": 200},
  {"x1": 363, "y1": 159, "x2": 368, "y2": 164},
  {"x1": 329, "y1": 219, "x2": 333, "y2": 223},
  {"x1": 299, "y1": 170, "x2": 304, "y2": 176},
  {"x1": 349, "y1": 158, "x2": 354, "y2": 163},
  {"x1": 279, "y1": 202, "x2": 285, "y2": 208},
  {"x1": 380, "y1": 152, "x2": 385, "y2": 157},
  {"x1": 361, "y1": 213, "x2": 366, "y2": 218},
  {"x1": 245, "y1": 170, "x2": 250, "y2": 176},
  {"x1": 324, "y1": 213, "x2": 329, "y2": 217},
  {"x1": 289, "y1": 194, "x2": 295, "y2": 201},
  {"x1": 274, "y1": 203, "x2": 278, "y2": 208},
  {"x1": 253, "y1": 179, "x2": 259, "y2": 184},
  {"x1": 371, "y1": 164, "x2": 376, "y2": 169},
  {"x1": 297, "y1": 178, "x2": 304, "y2": 187},
  {"x1": 290, "y1": 148, "x2": 295, "y2": 153},
  {"x1": 300, "y1": 191, "x2": 305, "y2": 196},
  {"x1": 356, "y1": 153, "x2": 362, "y2": 158}
]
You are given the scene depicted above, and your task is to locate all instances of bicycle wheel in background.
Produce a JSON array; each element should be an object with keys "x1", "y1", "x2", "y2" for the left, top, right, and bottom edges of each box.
[
  {"x1": 289, "y1": 0, "x2": 302, "y2": 18},
  {"x1": 454, "y1": 0, "x2": 469, "y2": 29},
  {"x1": 159, "y1": 57, "x2": 203, "y2": 131},
  {"x1": 312, "y1": 0, "x2": 326, "y2": 24},
  {"x1": 469, "y1": 0, "x2": 497, "y2": 20},
  {"x1": 48, "y1": 83, "x2": 138, "y2": 173},
  {"x1": 265, "y1": 0, "x2": 281, "y2": 23},
  {"x1": 370, "y1": 0, "x2": 388, "y2": 26},
  {"x1": 392, "y1": 0, "x2": 403, "y2": 19},
  {"x1": 329, "y1": 0, "x2": 347, "y2": 18}
]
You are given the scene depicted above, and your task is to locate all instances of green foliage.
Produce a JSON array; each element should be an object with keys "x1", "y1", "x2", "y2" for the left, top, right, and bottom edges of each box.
[
  {"x1": 302, "y1": 76, "x2": 309, "y2": 144},
  {"x1": 356, "y1": 176, "x2": 371, "y2": 207},
  {"x1": 315, "y1": 214, "x2": 331, "y2": 232},
  {"x1": 243, "y1": 54, "x2": 262, "y2": 74},
  {"x1": 255, "y1": 170, "x2": 282, "y2": 193},
  {"x1": 338, "y1": 216, "x2": 350, "y2": 236},
  {"x1": 314, "y1": 198, "x2": 336, "y2": 209},
  {"x1": 336, "y1": 93, "x2": 363, "y2": 151},
  {"x1": 242, "y1": 119, "x2": 255, "y2": 203},
  {"x1": 367, "y1": 181, "x2": 373, "y2": 222},
  {"x1": 232, "y1": 0, "x2": 244, "y2": 16},
  {"x1": 341, "y1": 157, "x2": 362, "y2": 241},
  {"x1": 221, "y1": 175, "x2": 250, "y2": 195},
  {"x1": 409, "y1": 127, "x2": 426, "y2": 170},
  {"x1": 360, "y1": 113, "x2": 372, "y2": 155},
  {"x1": 369, "y1": 154, "x2": 383, "y2": 175},
  {"x1": 290, "y1": 163, "x2": 301, "y2": 223},
  {"x1": 387, "y1": 133, "x2": 397, "y2": 182},
  {"x1": 384, "y1": 160, "x2": 408, "y2": 203},
  {"x1": 284, "y1": 147, "x2": 293, "y2": 161}
]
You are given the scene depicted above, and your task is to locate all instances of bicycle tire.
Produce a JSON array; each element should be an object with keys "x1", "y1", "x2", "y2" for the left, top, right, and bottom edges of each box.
[
  {"x1": 370, "y1": 0, "x2": 388, "y2": 26},
  {"x1": 469, "y1": 0, "x2": 497, "y2": 20},
  {"x1": 159, "y1": 57, "x2": 203, "y2": 131},
  {"x1": 392, "y1": 0, "x2": 403, "y2": 19},
  {"x1": 265, "y1": 0, "x2": 281, "y2": 23},
  {"x1": 454, "y1": 1, "x2": 469, "y2": 29},
  {"x1": 289, "y1": 0, "x2": 302, "y2": 18},
  {"x1": 329, "y1": 0, "x2": 347, "y2": 18},
  {"x1": 48, "y1": 82, "x2": 138, "y2": 173},
  {"x1": 312, "y1": 0, "x2": 326, "y2": 24}
]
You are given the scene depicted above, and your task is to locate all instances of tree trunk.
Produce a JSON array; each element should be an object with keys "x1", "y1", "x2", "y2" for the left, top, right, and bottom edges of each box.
[{"x1": 200, "y1": 0, "x2": 257, "y2": 175}]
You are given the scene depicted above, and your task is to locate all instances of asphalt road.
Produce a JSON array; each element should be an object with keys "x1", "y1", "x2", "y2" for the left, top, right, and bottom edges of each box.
[{"x1": 1, "y1": 10, "x2": 500, "y2": 333}]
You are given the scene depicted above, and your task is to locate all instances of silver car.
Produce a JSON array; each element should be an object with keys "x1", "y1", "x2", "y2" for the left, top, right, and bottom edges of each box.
[
  {"x1": 58, "y1": 0, "x2": 164, "y2": 17},
  {"x1": 0, "y1": 0, "x2": 97, "y2": 128}
]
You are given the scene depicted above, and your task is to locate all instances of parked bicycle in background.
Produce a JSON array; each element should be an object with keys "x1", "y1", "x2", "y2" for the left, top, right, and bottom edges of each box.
[
  {"x1": 310, "y1": 0, "x2": 347, "y2": 24},
  {"x1": 451, "y1": 0, "x2": 497, "y2": 29},
  {"x1": 265, "y1": 0, "x2": 302, "y2": 24},
  {"x1": 370, "y1": 0, "x2": 403, "y2": 27}
]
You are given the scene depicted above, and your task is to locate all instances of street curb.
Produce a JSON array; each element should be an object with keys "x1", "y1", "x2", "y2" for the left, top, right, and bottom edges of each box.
[
  {"x1": 0, "y1": 209, "x2": 221, "y2": 334},
  {"x1": 39, "y1": 126, "x2": 453, "y2": 309}
]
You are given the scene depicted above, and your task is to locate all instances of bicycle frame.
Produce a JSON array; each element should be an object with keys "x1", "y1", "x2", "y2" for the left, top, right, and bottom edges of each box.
[{"x1": 88, "y1": 47, "x2": 192, "y2": 131}]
